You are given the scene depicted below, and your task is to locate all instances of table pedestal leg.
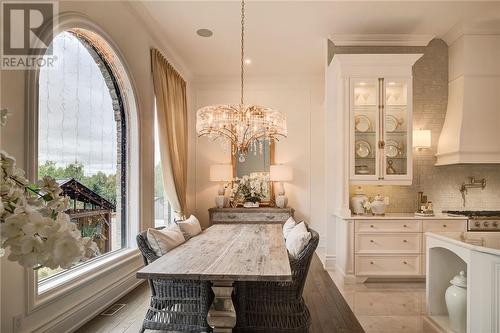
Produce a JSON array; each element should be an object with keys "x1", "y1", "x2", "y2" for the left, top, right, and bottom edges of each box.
[{"x1": 207, "y1": 280, "x2": 236, "y2": 333}]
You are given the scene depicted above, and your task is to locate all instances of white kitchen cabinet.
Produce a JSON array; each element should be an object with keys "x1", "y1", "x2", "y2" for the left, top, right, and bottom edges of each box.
[
  {"x1": 328, "y1": 54, "x2": 422, "y2": 186},
  {"x1": 333, "y1": 215, "x2": 468, "y2": 284}
]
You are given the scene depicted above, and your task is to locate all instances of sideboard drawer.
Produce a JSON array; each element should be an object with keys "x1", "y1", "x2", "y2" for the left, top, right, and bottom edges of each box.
[
  {"x1": 422, "y1": 220, "x2": 466, "y2": 232},
  {"x1": 355, "y1": 255, "x2": 421, "y2": 276},
  {"x1": 355, "y1": 220, "x2": 421, "y2": 233},
  {"x1": 210, "y1": 209, "x2": 293, "y2": 224},
  {"x1": 355, "y1": 233, "x2": 421, "y2": 254}
]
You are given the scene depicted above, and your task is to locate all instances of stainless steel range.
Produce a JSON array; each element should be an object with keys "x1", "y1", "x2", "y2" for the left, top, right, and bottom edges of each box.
[{"x1": 444, "y1": 211, "x2": 500, "y2": 231}]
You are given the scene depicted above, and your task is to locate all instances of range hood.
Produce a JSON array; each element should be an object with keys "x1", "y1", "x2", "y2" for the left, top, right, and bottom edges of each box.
[{"x1": 435, "y1": 25, "x2": 500, "y2": 165}]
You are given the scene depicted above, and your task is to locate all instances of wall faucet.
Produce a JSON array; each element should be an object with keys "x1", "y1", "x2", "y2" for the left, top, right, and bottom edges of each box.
[{"x1": 460, "y1": 177, "x2": 486, "y2": 206}]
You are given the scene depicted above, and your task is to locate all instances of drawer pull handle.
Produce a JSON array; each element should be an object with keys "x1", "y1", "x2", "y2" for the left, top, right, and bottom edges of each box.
[
  {"x1": 403, "y1": 224, "x2": 408, "y2": 228},
  {"x1": 370, "y1": 261, "x2": 374, "y2": 265},
  {"x1": 266, "y1": 215, "x2": 275, "y2": 220},
  {"x1": 443, "y1": 224, "x2": 447, "y2": 228},
  {"x1": 227, "y1": 215, "x2": 237, "y2": 219},
  {"x1": 403, "y1": 239, "x2": 408, "y2": 243},
  {"x1": 370, "y1": 240, "x2": 374, "y2": 243},
  {"x1": 370, "y1": 225, "x2": 374, "y2": 228},
  {"x1": 403, "y1": 261, "x2": 408, "y2": 265}
]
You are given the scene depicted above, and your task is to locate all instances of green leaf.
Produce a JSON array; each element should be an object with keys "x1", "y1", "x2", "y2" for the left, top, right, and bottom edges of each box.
[{"x1": 42, "y1": 194, "x2": 53, "y2": 201}]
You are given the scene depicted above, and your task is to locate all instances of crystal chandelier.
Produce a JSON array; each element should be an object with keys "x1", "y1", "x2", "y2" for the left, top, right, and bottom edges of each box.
[{"x1": 196, "y1": 0, "x2": 287, "y2": 162}]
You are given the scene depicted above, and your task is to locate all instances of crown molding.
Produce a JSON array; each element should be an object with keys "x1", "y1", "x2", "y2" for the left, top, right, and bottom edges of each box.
[
  {"x1": 329, "y1": 34, "x2": 434, "y2": 47},
  {"x1": 443, "y1": 21, "x2": 500, "y2": 45}
]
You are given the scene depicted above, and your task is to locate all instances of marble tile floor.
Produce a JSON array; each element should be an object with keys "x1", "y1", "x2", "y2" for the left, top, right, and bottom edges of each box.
[{"x1": 328, "y1": 271, "x2": 427, "y2": 333}]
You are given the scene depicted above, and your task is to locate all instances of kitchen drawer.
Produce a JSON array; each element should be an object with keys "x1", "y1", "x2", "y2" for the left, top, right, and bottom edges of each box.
[
  {"x1": 355, "y1": 233, "x2": 421, "y2": 254},
  {"x1": 355, "y1": 255, "x2": 421, "y2": 276},
  {"x1": 422, "y1": 220, "x2": 466, "y2": 232},
  {"x1": 211, "y1": 211, "x2": 289, "y2": 223},
  {"x1": 355, "y1": 220, "x2": 421, "y2": 233}
]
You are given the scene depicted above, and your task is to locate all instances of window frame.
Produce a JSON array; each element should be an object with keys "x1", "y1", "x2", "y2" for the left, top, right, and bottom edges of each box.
[{"x1": 25, "y1": 14, "x2": 141, "y2": 314}]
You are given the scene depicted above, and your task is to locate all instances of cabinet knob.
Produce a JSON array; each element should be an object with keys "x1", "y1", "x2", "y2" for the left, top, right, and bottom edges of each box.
[
  {"x1": 403, "y1": 224, "x2": 408, "y2": 228},
  {"x1": 370, "y1": 225, "x2": 374, "y2": 228},
  {"x1": 403, "y1": 261, "x2": 408, "y2": 265},
  {"x1": 443, "y1": 224, "x2": 447, "y2": 228},
  {"x1": 370, "y1": 240, "x2": 374, "y2": 243},
  {"x1": 370, "y1": 261, "x2": 374, "y2": 265},
  {"x1": 403, "y1": 239, "x2": 408, "y2": 243}
]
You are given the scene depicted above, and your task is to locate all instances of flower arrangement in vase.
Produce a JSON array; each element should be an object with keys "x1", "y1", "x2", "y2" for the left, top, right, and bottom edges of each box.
[
  {"x1": 1, "y1": 110, "x2": 97, "y2": 270},
  {"x1": 230, "y1": 174, "x2": 269, "y2": 208}
]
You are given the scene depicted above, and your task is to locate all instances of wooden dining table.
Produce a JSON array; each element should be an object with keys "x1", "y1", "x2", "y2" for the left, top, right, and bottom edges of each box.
[{"x1": 136, "y1": 223, "x2": 292, "y2": 333}]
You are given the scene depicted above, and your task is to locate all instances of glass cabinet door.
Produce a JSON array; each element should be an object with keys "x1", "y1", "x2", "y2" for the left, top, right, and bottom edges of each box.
[
  {"x1": 351, "y1": 79, "x2": 379, "y2": 179},
  {"x1": 383, "y1": 78, "x2": 411, "y2": 179}
]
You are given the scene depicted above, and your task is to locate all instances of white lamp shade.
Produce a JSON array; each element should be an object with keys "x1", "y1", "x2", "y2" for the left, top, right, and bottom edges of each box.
[
  {"x1": 270, "y1": 165, "x2": 293, "y2": 182},
  {"x1": 413, "y1": 129, "x2": 431, "y2": 148},
  {"x1": 209, "y1": 164, "x2": 233, "y2": 181}
]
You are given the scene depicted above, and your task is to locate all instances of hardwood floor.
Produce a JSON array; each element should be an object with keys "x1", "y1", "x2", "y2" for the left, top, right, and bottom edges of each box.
[{"x1": 76, "y1": 254, "x2": 364, "y2": 333}]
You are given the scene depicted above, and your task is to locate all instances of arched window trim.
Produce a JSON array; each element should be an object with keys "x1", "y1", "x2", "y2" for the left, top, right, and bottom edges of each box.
[{"x1": 25, "y1": 13, "x2": 141, "y2": 314}]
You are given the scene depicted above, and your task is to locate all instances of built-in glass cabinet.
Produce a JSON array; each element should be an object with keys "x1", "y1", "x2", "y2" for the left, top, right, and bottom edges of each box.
[{"x1": 350, "y1": 77, "x2": 412, "y2": 184}]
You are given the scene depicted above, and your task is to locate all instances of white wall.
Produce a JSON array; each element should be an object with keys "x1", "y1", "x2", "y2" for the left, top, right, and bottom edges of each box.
[
  {"x1": 0, "y1": 1, "x2": 190, "y2": 332},
  {"x1": 191, "y1": 76, "x2": 326, "y2": 244}
]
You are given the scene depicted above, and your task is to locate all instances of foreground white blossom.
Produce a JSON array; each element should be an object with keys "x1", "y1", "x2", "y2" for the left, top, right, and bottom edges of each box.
[{"x1": 0, "y1": 149, "x2": 98, "y2": 269}]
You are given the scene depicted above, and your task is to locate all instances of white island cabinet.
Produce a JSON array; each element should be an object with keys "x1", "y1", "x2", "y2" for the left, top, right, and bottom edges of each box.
[{"x1": 425, "y1": 232, "x2": 500, "y2": 333}]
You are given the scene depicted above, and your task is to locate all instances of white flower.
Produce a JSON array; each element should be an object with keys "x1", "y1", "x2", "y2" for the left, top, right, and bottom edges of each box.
[
  {"x1": 1, "y1": 213, "x2": 28, "y2": 239},
  {"x1": 37, "y1": 176, "x2": 62, "y2": 197},
  {"x1": 20, "y1": 235, "x2": 45, "y2": 255},
  {"x1": 0, "y1": 151, "x2": 16, "y2": 178},
  {"x1": 21, "y1": 212, "x2": 54, "y2": 238},
  {"x1": 49, "y1": 231, "x2": 84, "y2": 269},
  {"x1": 362, "y1": 200, "x2": 371, "y2": 210}
]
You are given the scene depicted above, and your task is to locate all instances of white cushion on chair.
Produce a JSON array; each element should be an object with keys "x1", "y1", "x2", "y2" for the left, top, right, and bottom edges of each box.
[
  {"x1": 147, "y1": 224, "x2": 186, "y2": 256},
  {"x1": 285, "y1": 222, "x2": 311, "y2": 258},
  {"x1": 282, "y1": 216, "x2": 297, "y2": 239},
  {"x1": 177, "y1": 215, "x2": 202, "y2": 240}
]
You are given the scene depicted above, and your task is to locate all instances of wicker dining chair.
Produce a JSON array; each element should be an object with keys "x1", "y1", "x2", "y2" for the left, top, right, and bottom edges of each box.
[
  {"x1": 136, "y1": 228, "x2": 213, "y2": 333},
  {"x1": 233, "y1": 228, "x2": 319, "y2": 333}
]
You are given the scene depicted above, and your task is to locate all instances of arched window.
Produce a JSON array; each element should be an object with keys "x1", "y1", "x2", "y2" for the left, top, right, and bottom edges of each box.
[{"x1": 37, "y1": 30, "x2": 128, "y2": 282}]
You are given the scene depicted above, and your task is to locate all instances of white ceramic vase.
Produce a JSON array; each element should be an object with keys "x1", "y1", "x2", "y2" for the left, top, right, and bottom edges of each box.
[
  {"x1": 445, "y1": 271, "x2": 467, "y2": 333},
  {"x1": 351, "y1": 187, "x2": 368, "y2": 215},
  {"x1": 215, "y1": 195, "x2": 225, "y2": 208},
  {"x1": 275, "y1": 195, "x2": 288, "y2": 208},
  {"x1": 370, "y1": 195, "x2": 387, "y2": 215}
]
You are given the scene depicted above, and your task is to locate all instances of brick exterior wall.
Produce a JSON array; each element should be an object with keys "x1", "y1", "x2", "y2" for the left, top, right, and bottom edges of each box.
[{"x1": 332, "y1": 39, "x2": 500, "y2": 212}]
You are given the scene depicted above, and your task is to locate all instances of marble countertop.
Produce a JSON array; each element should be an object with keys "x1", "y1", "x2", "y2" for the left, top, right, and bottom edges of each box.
[
  {"x1": 343, "y1": 213, "x2": 468, "y2": 220},
  {"x1": 426, "y1": 232, "x2": 500, "y2": 257}
]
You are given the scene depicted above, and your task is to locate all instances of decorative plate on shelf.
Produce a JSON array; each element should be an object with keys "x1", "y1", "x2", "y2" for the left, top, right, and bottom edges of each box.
[
  {"x1": 355, "y1": 140, "x2": 371, "y2": 158},
  {"x1": 385, "y1": 115, "x2": 403, "y2": 132},
  {"x1": 385, "y1": 139, "x2": 401, "y2": 158},
  {"x1": 355, "y1": 115, "x2": 371, "y2": 132}
]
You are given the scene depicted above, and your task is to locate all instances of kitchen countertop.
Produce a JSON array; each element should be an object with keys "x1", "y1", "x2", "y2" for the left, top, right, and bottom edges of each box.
[
  {"x1": 343, "y1": 213, "x2": 468, "y2": 220},
  {"x1": 426, "y1": 232, "x2": 500, "y2": 256}
]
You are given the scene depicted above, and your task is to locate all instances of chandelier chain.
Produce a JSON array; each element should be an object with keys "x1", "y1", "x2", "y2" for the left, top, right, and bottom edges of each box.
[{"x1": 240, "y1": 0, "x2": 245, "y2": 106}]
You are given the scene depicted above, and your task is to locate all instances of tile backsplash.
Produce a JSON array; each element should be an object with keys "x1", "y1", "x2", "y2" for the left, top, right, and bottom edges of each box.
[{"x1": 344, "y1": 39, "x2": 500, "y2": 213}]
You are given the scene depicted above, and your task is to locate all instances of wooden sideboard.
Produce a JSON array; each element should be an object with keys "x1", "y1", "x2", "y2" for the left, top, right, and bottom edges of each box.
[{"x1": 209, "y1": 207, "x2": 294, "y2": 224}]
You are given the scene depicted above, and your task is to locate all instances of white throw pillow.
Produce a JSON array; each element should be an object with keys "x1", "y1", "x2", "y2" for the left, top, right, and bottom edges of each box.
[
  {"x1": 177, "y1": 215, "x2": 202, "y2": 240},
  {"x1": 285, "y1": 222, "x2": 311, "y2": 258},
  {"x1": 147, "y1": 224, "x2": 186, "y2": 256},
  {"x1": 283, "y1": 216, "x2": 297, "y2": 239}
]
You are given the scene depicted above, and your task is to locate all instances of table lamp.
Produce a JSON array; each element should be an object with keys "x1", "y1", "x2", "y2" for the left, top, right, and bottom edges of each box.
[
  {"x1": 270, "y1": 165, "x2": 293, "y2": 208},
  {"x1": 210, "y1": 164, "x2": 233, "y2": 208}
]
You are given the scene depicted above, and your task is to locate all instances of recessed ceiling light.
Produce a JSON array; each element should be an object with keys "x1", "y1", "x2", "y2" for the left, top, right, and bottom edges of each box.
[
  {"x1": 196, "y1": 29, "x2": 213, "y2": 38},
  {"x1": 244, "y1": 58, "x2": 252, "y2": 65}
]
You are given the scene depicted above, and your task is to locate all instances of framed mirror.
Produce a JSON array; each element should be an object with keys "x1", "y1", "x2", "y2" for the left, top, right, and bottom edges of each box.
[{"x1": 231, "y1": 140, "x2": 274, "y2": 205}]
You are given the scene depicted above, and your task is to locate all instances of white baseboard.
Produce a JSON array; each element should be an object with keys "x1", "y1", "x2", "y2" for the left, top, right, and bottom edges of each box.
[
  {"x1": 324, "y1": 255, "x2": 336, "y2": 271},
  {"x1": 34, "y1": 266, "x2": 144, "y2": 333}
]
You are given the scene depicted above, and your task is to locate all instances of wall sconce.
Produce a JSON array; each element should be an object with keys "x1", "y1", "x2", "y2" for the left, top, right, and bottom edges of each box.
[
  {"x1": 209, "y1": 164, "x2": 233, "y2": 208},
  {"x1": 270, "y1": 164, "x2": 293, "y2": 208},
  {"x1": 413, "y1": 129, "x2": 431, "y2": 151}
]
